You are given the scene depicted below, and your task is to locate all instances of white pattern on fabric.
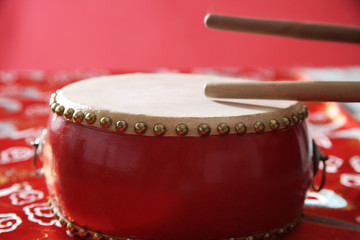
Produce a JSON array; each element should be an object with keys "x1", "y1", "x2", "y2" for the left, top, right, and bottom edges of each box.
[
  {"x1": 350, "y1": 155, "x2": 360, "y2": 173},
  {"x1": 0, "y1": 147, "x2": 33, "y2": 165},
  {"x1": 10, "y1": 189, "x2": 44, "y2": 206},
  {"x1": 0, "y1": 182, "x2": 44, "y2": 206},
  {"x1": 0, "y1": 184, "x2": 22, "y2": 198},
  {"x1": 0, "y1": 97, "x2": 22, "y2": 112},
  {"x1": 305, "y1": 189, "x2": 348, "y2": 208},
  {"x1": 340, "y1": 173, "x2": 360, "y2": 188},
  {"x1": 24, "y1": 104, "x2": 49, "y2": 117},
  {"x1": 0, "y1": 213, "x2": 22, "y2": 233},
  {"x1": 309, "y1": 105, "x2": 346, "y2": 149},
  {"x1": 318, "y1": 155, "x2": 343, "y2": 173},
  {"x1": 23, "y1": 203, "x2": 59, "y2": 227},
  {"x1": 331, "y1": 128, "x2": 360, "y2": 141},
  {"x1": 0, "y1": 127, "x2": 44, "y2": 144}
]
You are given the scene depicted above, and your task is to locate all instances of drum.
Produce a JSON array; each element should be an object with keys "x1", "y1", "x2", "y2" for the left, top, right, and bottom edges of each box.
[{"x1": 40, "y1": 73, "x2": 312, "y2": 240}]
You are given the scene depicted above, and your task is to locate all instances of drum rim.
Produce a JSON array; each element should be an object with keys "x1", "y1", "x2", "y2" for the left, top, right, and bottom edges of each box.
[
  {"x1": 50, "y1": 93, "x2": 308, "y2": 137},
  {"x1": 48, "y1": 73, "x2": 309, "y2": 137}
]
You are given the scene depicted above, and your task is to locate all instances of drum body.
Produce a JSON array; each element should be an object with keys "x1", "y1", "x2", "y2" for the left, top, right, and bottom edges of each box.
[{"x1": 42, "y1": 73, "x2": 312, "y2": 240}]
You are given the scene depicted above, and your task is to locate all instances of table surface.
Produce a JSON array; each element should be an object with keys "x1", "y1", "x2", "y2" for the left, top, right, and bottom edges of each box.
[{"x1": 0, "y1": 68, "x2": 360, "y2": 240}]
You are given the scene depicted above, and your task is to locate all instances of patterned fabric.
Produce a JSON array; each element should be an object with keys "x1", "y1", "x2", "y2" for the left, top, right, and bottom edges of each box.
[{"x1": 0, "y1": 69, "x2": 359, "y2": 239}]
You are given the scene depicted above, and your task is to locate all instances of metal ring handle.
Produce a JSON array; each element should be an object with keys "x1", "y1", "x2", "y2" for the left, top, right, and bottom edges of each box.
[
  {"x1": 31, "y1": 129, "x2": 47, "y2": 177},
  {"x1": 311, "y1": 140, "x2": 329, "y2": 192},
  {"x1": 312, "y1": 158, "x2": 327, "y2": 191}
]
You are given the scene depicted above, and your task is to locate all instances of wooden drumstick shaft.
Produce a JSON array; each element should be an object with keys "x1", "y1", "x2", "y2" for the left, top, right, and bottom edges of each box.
[
  {"x1": 204, "y1": 14, "x2": 360, "y2": 44},
  {"x1": 204, "y1": 81, "x2": 360, "y2": 102}
]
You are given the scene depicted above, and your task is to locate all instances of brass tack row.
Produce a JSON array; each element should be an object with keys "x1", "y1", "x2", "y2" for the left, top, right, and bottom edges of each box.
[
  {"x1": 49, "y1": 93, "x2": 308, "y2": 136},
  {"x1": 225, "y1": 214, "x2": 302, "y2": 240},
  {"x1": 48, "y1": 198, "x2": 136, "y2": 240},
  {"x1": 48, "y1": 198, "x2": 301, "y2": 240}
]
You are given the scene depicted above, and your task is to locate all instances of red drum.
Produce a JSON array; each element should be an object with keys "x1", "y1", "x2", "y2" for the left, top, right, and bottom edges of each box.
[{"x1": 41, "y1": 73, "x2": 312, "y2": 240}]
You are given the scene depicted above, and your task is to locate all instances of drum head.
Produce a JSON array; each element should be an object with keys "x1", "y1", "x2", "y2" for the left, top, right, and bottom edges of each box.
[{"x1": 50, "y1": 73, "x2": 307, "y2": 136}]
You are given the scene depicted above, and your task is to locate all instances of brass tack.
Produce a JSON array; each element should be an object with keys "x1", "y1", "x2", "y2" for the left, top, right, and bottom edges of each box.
[
  {"x1": 59, "y1": 218, "x2": 67, "y2": 227},
  {"x1": 85, "y1": 113, "x2": 97, "y2": 125},
  {"x1": 276, "y1": 227, "x2": 285, "y2": 236},
  {"x1": 228, "y1": 238, "x2": 236, "y2": 240},
  {"x1": 50, "y1": 103, "x2": 59, "y2": 112},
  {"x1": 66, "y1": 222, "x2": 76, "y2": 233},
  {"x1": 49, "y1": 96, "x2": 56, "y2": 106},
  {"x1": 100, "y1": 116, "x2": 112, "y2": 128},
  {"x1": 153, "y1": 124, "x2": 166, "y2": 136},
  {"x1": 298, "y1": 110, "x2": 305, "y2": 120},
  {"x1": 64, "y1": 108, "x2": 74, "y2": 119},
  {"x1": 50, "y1": 93, "x2": 57, "y2": 99},
  {"x1": 292, "y1": 114, "x2": 300, "y2": 125},
  {"x1": 197, "y1": 123, "x2": 211, "y2": 136},
  {"x1": 262, "y1": 232, "x2": 271, "y2": 240},
  {"x1": 217, "y1": 123, "x2": 230, "y2": 136},
  {"x1": 246, "y1": 236, "x2": 255, "y2": 240},
  {"x1": 79, "y1": 228, "x2": 89, "y2": 237},
  {"x1": 269, "y1": 119, "x2": 280, "y2": 131},
  {"x1": 115, "y1": 120, "x2": 128, "y2": 133},
  {"x1": 175, "y1": 123, "x2": 188, "y2": 136},
  {"x1": 93, "y1": 232, "x2": 103, "y2": 240},
  {"x1": 254, "y1": 121, "x2": 265, "y2": 133},
  {"x1": 72, "y1": 111, "x2": 84, "y2": 123},
  {"x1": 55, "y1": 105, "x2": 65, "y2": 116},
  {"x1": 109, "y1": 237, "x2": 119, "y2": 240},
  {"x1": 287, "y1": 223, "x2": 296, "y2": 231},
  {"x1": 134, "y1": 122, "x2": 147, "y2": 134},
  {"x1": 235, "y1": 122, "x2": 247, "y2": 135},
  {"x1": 282, "y1": 117, "x2": 291, "y2": 128},
  {"x1": 302, "y1": 108, "x2": 308, "y2": 118},
  {"x1": 49, "y1": 98, "x2": 56, "y2": 106},
  {"x1": 302, "y1": 105, "x2": 309, "y2": 117}
]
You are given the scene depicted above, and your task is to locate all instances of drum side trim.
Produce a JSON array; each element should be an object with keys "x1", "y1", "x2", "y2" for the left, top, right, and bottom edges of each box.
[{"x1": 48, "y1": 197, "x2": 303, "y2": 240}]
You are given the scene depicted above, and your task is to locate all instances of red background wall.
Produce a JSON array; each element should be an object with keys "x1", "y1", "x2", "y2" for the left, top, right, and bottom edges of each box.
[{"x1": 0, "y1": 0, "x2": 359, "y2": 70}]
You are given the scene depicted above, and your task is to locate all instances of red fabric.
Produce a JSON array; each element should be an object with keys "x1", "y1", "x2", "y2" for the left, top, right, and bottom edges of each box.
[{"x1": 0, "y1": 68, "x2": 360, "y2": 239}]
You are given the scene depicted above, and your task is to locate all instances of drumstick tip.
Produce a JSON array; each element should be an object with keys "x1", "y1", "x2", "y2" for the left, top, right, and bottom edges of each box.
[
  {"x1": 204, "y1": 13, "x2": 211, "y2": 27},
  {"x1": 204, "y1": 83, "x2": 217, "y2": 98}
]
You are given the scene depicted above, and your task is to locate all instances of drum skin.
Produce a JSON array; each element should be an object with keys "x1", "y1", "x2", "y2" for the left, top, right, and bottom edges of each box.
[{"x1": 43, "y1": 116, "x2": 312, "y2": 240}]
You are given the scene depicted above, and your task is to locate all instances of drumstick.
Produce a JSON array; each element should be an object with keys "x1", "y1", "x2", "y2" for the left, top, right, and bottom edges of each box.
[
  {"x1": 204, "y1": 81, "x2": 360, "y2": 102},
  {"x1": 204, "y1": 14, "x2": 360, "y2": 44}
]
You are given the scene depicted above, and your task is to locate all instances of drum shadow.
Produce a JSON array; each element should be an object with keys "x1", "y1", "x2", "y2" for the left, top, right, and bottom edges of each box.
[{"x1": 213, "y1": 100, "x2": 283, "y2": 111}]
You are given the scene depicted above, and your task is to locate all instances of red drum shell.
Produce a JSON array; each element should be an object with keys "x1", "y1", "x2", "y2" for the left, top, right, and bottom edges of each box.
[{"x1": 43, "y1": 116, "x2": 312, "y2": 240}]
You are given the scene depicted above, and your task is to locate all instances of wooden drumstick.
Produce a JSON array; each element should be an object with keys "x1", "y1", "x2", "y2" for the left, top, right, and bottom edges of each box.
[
  {"x1": 204, "y1": 14, "x2": 360, "y2": 44},
  {"x1": 204, "y1": 81, "x2": 360, "y2": 102}
]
